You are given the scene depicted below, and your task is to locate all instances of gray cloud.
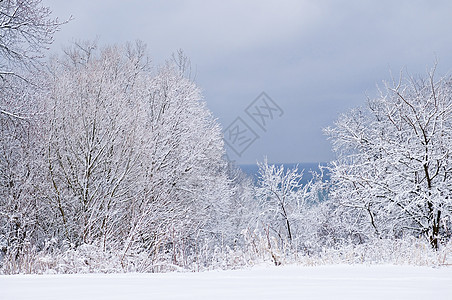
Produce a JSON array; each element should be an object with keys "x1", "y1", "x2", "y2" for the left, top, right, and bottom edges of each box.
[{"x1": 44, "y1": 0, "x2": 452, "y2": 163}]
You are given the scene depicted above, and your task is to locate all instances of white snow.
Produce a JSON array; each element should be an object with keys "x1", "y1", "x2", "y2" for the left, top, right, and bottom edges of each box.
[{"x1": 1, "y1": 264, "x2": 451, "y2": 300}]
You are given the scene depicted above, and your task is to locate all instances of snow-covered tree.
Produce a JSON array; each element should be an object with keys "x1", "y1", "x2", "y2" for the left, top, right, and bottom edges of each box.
[
  {"x1": 0, "y1": 0, "x2": 64, "y2": 117},
  {"x1": 0, "y1": 0, "x2": 62, "y2": 75},
  {"x1": 325, "y1": 67, "x2": 452, "y2": 249},
  {"x1": 0, "y1": 78, "x2": 44, "y2": 268},
  {"x1": 38, "y1": 41, "x2": 233, "y2": 270},
  {"x1": 43, "y1": 42, "x2": 149, "y2": 249},
  {"x1": 122, "y1": 58, "x2": 232, "y2": 265},
  {"x1": 224, "y1": 163, "x2": 258, "y2": 244},
  {"x1": 255, "y1": 159, "x2": 319, "y2": 246},
  {"x1": 0, "y1": 1, "x2": 64, "y2": 270}
]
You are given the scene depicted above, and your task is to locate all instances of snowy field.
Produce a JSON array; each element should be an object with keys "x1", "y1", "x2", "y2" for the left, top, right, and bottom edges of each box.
[{"x1": 1, "y1": 264, "x2": 451, "y2": 300}]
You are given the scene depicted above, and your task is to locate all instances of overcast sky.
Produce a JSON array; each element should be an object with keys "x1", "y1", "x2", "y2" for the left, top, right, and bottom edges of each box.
[{"x1": 43, "y1": 0, "x2": 452, "y2": 164}]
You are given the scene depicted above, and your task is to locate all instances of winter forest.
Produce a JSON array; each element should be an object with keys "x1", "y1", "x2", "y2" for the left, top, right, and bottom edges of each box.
[{"x1": 0, "y1": 0, "x2": 451, "y2": 275}]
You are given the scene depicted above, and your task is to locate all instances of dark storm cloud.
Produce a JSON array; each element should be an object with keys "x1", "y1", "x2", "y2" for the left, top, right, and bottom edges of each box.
[{"x1": 44, "y1": 0, "x2": 452, "y2": 163}]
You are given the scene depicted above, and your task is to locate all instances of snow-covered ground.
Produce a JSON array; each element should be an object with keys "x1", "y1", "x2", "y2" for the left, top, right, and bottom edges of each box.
[{"x1": 1, "y1": 264, "x2": 451, "y2": 300}]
